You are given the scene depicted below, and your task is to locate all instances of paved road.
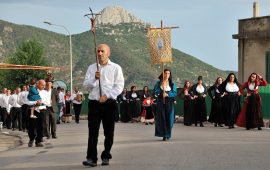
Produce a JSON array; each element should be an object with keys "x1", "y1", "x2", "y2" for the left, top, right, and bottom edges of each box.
[
  {"x1": 0, "y1": 121, "x2": 270, "y2": 170},
  {"x1": 0, "y1": 132, "x2": 21, "y2": 152}
]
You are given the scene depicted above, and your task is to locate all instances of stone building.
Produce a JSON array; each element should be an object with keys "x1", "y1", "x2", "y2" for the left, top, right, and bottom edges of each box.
[{"x1": 233, "y1": 2, "x2": 270, "y2": 83}]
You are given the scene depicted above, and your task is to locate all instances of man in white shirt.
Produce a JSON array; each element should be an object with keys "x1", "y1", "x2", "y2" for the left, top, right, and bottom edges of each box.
[
  {"x1": 27, "y1": 80, "x2": 46, "y2": 147},
  {"x1": 44, "y1": 76, "x2": 58, "y2": 139},
  {"x1": 2, "y1": 90, "x2": 12, "y2": 129},
  {"x1": 0, "y1": 88, "x2": 7, "y2": 128},
  {"x1": 0, "y1": 88, "x2": 7, "y2": 126},
  {"x1": 9, "y1": 87, "x2": 22, "y2": 131},
  {"x1": 71, "y1": 87, "x2": 83, "y2": 124},
  {"x1": 56, "y1": 87, "x2": 65, "y2": 124},
  {"x1": 18, "y1": 85, "x2": 29, "y2": 132},
  {"x1": 82, "y1": 44, "x2": 124, "y2": 167},
  {"x1": 39, "y1": 85, "x2": 52, "y2": 139}
]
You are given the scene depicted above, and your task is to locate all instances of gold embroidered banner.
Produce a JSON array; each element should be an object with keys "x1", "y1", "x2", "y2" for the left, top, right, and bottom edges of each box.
[{"x1": 147, "y1": 29, "x2": 172, "y2": 64}]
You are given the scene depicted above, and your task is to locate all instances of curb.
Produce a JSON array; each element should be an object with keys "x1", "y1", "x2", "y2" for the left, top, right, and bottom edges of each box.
[{"x1": 0, "y1": 131, "x2": 23, "y2": 152}]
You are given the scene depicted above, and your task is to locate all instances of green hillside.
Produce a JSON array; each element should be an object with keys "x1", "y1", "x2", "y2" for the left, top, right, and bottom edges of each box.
[{"x1": 0, "y1": 20, "x2": 234, "y2": 91}]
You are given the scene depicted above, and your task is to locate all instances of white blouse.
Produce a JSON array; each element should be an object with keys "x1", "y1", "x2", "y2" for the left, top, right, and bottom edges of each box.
[
  {"x1": 225, "y1": 83, "x2": 239, "y2": 92},
  {"x1": 131, "y1": 93, "x2": 137, "y2": 98},
  {"x1": 196, "y1": 85, "x2": 204, "y2": 93},
  {"x1": 161, "y1": 85, "x2": 171, "y2": 91},
  {"x1": 248, "y1": 83, "x2": 258, "y2": 91}
]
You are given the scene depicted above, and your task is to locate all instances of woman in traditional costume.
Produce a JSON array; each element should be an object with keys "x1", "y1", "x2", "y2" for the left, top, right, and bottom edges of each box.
[
  {"x1": 178, "y1": 80, "x2": 193, "y2": 126},
  {"x1": 208, "y1": 77, "x2": 224, "y2": 127},
  {"x1": 140, "y1": 86, "x2": 150, "y2": 122},
  {"x1": 191, "y1": 76, "x2": 207, "y2": 127},
  {"x1": 64, "y1": 90, "x2": 72, "y2": 115},
  {"x1": 218, "y1": 73, "x2": 241, "y2": 129},
  {"x1": 141, "y1": 86, "x2": 154, "y2": 124},
  {"x1": 127, "y1": 86, "x2": 140, "y2": 122},
  {"x1": 117, "y1": 88, "x2": 130, "y2": 122},
  {"x1": 153, "y1": 69, "x2": 177, "y2": 141},
  {"x1": 142, "y1": 96, "x2": 155, "y2": 125},
  {"x1": 236, "y1": 73, "x2": 268, "y2": 130}
]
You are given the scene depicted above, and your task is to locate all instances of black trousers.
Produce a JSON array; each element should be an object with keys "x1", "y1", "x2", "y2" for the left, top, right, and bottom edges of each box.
[
  {"x1": 1, "y1": 108, "x2": 9, "y2": 128},
  {"x1": 0, "y1": 106, "x2": 2, "y2": 123},
  {"x1": 73, "y1": 103, "x2": 82, "y2": 123},
  {"x1": 45, "y1": 107, "x2": 56, "y2": 137},
  {"x1": 11, "y1": 107, "x2": 22, "y2": 130},
  {"x1": 28, "y1": 110, "x2": 45, "y2": 143},
  {"x1": 21, "y1": 104, "x2": 29, "y2": 130},
  {"x1": 86, "y1": 99, "x2": 116, "y2": 162},
  {"x1": 43, "y1": 109, "x2": 49, "y2": 137}
]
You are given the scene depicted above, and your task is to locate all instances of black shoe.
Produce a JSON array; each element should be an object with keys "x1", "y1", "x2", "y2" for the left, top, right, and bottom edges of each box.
[
  {"x1": 229, "y1": 125, "x2": 235, "y2": 129},
  {"x1": 28, "y1": 140, "x2": 34, "y2": 147},
  {"x1": 101, "y1": 158, "x2": 110, "y2": 166},
  {"x1": 145, "y1": 122, "x2": 149, "y2": 125},
  {"x1": 35, "y1": 142, "x2": 44, "y2": 147},
  {"x1": 258, "y1": 127, "x2": 262, "y2": 130},
  {"x1": 246, "y1": 127, "x2": 250, "y2": 130},
  {"x1": 200, "y1": 123, "x2": 204, "y2": 127},
  {"x1": 12, "y1": 128, "x2": 15, "y2": 131},
  {"x1": 219, "y1": 124, "x2": 223, "y2": 127},
  {"x1": 195, "y1": 124, "x2": 197, "y2": 127},
  {"x1": 82, "y1": 159, "x2": 97, "y2": 167},
  {"x1": 214, "y1": 123, "x2": 217, "y2": 127},
  {"x1": 162, "y1": 137, "x2": 167, "y2": 141},
  {"x1": 47, "y1": 135, "x2": 51, "y2": 139},
  {"x1": 52, "y1": 135, "x2": 57, "y2": 139}
]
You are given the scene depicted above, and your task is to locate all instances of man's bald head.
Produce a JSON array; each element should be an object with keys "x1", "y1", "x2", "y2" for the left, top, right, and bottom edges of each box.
[
  {"x1": 37, "y1": 79, "x2": 46, "y2": 90},
  {"x1": 97, "y1": 44, "x2": 111, "y2": 65},
  {"x1": 97, "y1": 44, "x2": 111, "y2": 56}
]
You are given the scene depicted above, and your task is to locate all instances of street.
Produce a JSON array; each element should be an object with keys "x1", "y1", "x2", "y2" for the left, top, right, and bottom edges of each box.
[{"x1": 1, "y1": 120, "x2": 270, "y2": 170}]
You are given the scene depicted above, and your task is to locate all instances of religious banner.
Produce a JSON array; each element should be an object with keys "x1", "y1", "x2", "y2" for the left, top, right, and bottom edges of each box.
[{"x1": 147, "y1": 29, "x2": 172, "y2": 64}]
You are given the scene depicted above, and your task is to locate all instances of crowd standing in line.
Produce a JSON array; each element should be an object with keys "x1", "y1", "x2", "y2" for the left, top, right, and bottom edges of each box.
[{"x1": 0, "y1": 70, "x2": 268, "y2": 155}]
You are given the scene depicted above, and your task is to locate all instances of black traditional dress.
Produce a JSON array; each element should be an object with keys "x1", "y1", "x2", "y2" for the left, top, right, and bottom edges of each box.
[
  {"x1": 117, "y1": 93, "x2": 130, "y2": 122},
  {"x1": 208, "y1": 85, "x2": 224, "y2": 126},
  {"x1": 154, "y1": 81, "x2": 177, "y2": 139},
  {"x1": 178, "y1": 88, "x2": 193, "y2": 126},
  {"x1": 219, "y1": 82, "x2": 241, "y2": 128},
  {"x1": 191, "y1": 84, "x2": 207, "y2": 126},
  {"x1": 127, "y1": 92, "x2": 140, "y2": 121}
]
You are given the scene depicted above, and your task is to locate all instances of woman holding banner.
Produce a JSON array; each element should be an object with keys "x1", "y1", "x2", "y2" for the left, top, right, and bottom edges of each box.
[{"x1": 153, "y1": 69, "x2": 177, "y2": 141}]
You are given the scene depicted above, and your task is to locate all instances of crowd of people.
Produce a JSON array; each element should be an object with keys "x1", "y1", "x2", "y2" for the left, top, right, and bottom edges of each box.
[
  {"x1": 116, "y1": 73, "x2": 268, "y2": 132},
  {"x1": 0, "y1": 43, "x2": 268, "y2": 167},
  {"x1": 178, "y1": 72, "x2": 268, "y2": 131},
  {"x1": 0, "y1": 74, "x2": 85, "y2": 147}
]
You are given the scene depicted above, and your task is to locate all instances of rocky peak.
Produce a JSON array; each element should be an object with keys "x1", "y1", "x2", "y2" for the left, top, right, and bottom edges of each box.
[{"x1": 95, "y1": 6, "x2": 145, "y2": 25}]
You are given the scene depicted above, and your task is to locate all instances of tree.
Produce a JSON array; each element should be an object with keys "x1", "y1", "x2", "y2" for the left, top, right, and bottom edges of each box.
[{"x1": 1, "y1": 39, "x2": 48, "y2": 90}]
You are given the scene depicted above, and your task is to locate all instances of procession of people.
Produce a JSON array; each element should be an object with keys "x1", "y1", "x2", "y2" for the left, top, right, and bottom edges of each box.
[
  {"x1": 0, "y1": 74, "x2": 87, "y2": 147},
  {"x1": 0, "y1": 43, "x2": 269, "y2": 168}
]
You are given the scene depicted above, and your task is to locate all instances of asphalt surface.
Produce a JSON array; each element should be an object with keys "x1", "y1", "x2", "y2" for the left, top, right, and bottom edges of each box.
[{"x1": 0, "y1": 120, "x2": 270, "y2": 170}]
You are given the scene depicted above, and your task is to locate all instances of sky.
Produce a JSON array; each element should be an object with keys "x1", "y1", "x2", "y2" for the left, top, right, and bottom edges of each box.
[{"x1": 1, "y1": 0, "x2": 270, "y2": 71}]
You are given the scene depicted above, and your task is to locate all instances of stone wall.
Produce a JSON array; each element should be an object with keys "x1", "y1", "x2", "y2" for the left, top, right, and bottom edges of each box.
[{"x1": 235, "y1": 16, "x2": 270, "y2": 82}]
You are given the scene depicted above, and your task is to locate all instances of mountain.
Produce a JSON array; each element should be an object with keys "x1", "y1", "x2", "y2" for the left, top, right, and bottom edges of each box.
[
  {"x1": 0, "y1": 6, "x2": 235, "y2": 91},
  {"x1": 95, "y1": 6, "x2": 146, "y2": 25}
]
